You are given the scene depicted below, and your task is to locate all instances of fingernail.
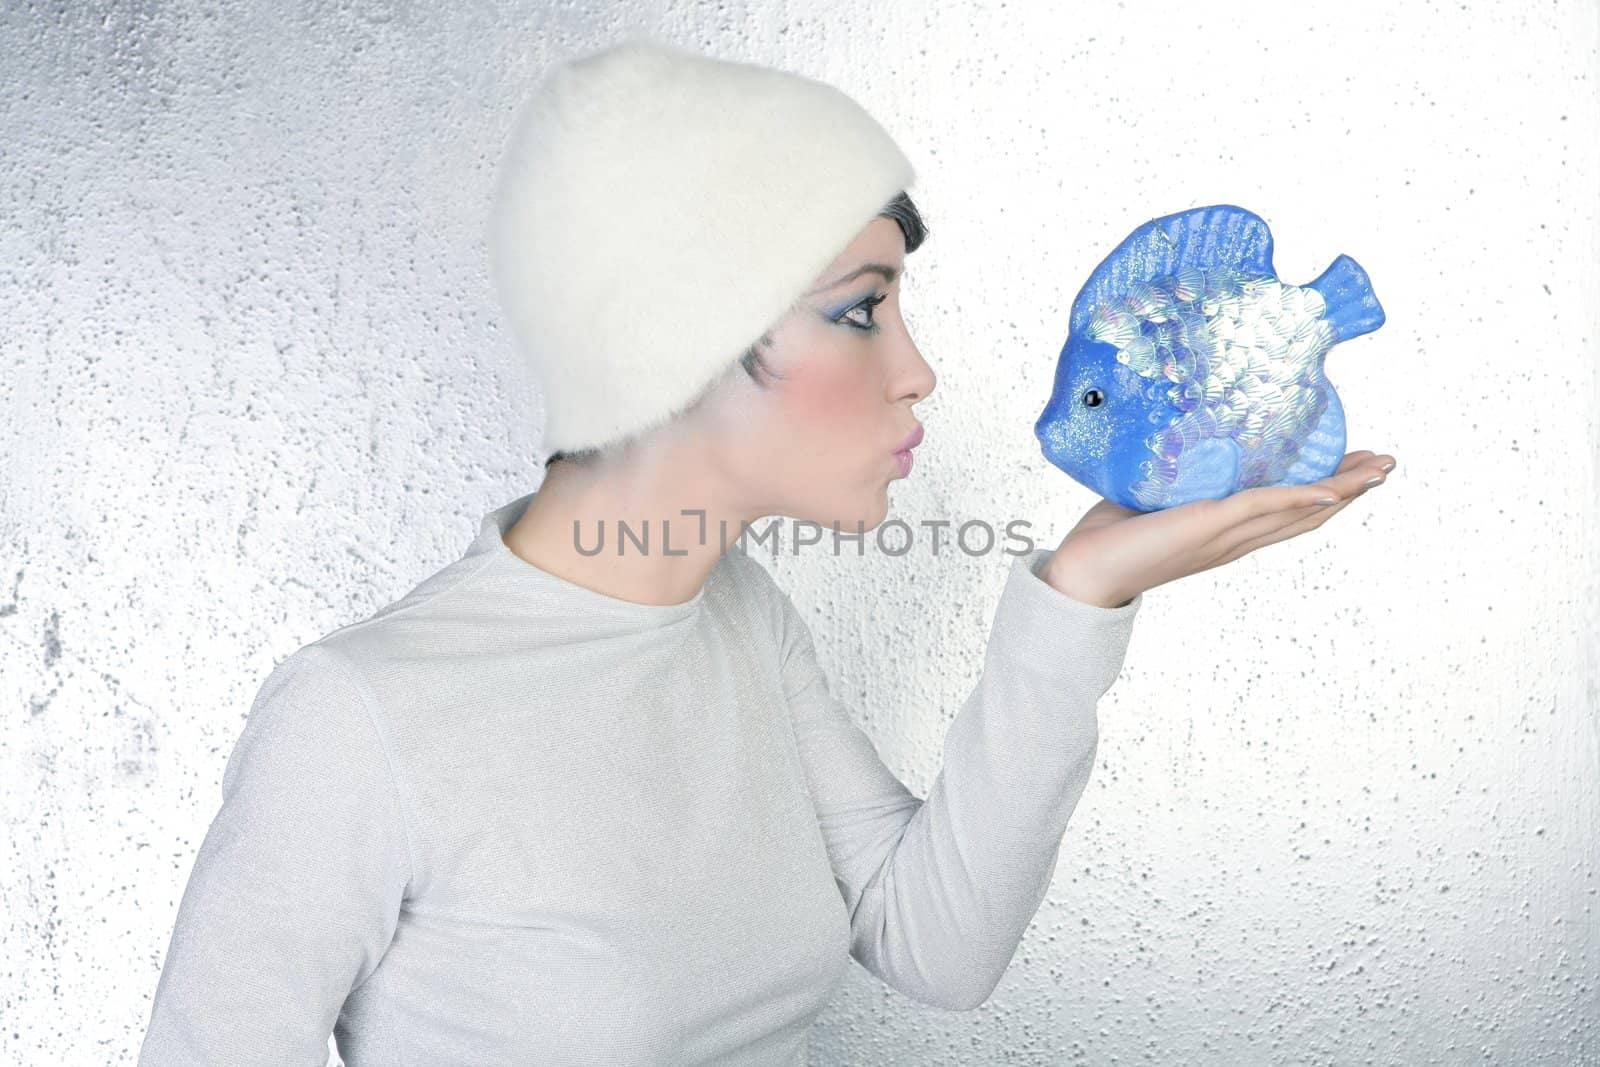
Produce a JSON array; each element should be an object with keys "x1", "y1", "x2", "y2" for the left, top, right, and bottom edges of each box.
[
  {"x1": 1363, "y1": 475, "x2": 1383, "y2": 488},
  {"x1": 1380, "y1": 460, "x2": 1395, "y2": 473},
  {"x1": 1315, "y1": 496, "x2": 1338, "y2": 505}
]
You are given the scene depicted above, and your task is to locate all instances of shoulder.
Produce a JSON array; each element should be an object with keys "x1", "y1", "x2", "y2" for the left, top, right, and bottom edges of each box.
[
  {"x1": 243, "y1": 641, "x2": 386, "y2": 749},
  {"x1": 252, "y1": 640, "x2": 369, "y2": 709},
  {"x1": 223, "y1": 640, "x2": 400, "y2": 802}
]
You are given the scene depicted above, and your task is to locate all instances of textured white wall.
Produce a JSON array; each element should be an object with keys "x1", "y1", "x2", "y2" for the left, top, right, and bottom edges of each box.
[{"x1": 3, "y1": 1, "x2": 1596, "y2": 1063}]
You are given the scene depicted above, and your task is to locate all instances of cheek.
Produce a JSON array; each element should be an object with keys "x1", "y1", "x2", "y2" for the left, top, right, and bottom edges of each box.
[{"x1": 780, "y1": 357, "x2": 875, "y2": 429}]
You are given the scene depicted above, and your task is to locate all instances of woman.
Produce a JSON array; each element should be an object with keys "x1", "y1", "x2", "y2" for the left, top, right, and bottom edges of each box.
[{"x1": 138, "y1": 37, "x2": 1393, "y2": 1066}]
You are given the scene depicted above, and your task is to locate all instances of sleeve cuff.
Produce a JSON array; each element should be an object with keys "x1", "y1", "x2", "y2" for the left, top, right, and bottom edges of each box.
[{"x1": 983, "y1": 547, "x2": 1143, "y2": 699}]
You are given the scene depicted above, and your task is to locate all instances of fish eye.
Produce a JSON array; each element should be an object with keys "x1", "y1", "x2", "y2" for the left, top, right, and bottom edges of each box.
[{"x1": 1082, "y1": 388, "x2": 1104, "y2": 407}]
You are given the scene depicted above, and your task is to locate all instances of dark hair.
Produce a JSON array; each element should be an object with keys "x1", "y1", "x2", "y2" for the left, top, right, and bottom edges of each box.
[{"x1": 544, "y1": 190, "x2": 928, "y2": 469}]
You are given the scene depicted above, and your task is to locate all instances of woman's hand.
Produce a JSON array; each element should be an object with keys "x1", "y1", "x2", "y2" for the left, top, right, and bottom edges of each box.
[{"x1": 1041, "y1": 450, "x2": 1397, "y2": 608}]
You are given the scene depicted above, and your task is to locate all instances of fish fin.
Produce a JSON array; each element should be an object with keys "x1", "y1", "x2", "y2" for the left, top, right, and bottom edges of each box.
[
  {"x1": 1165, "y1": 436, "x2": 1241, "y2": 506},
  {"x1": 1069, "y1": 204, "x2": 1276, "y2": 335},
  {"x1": 1307, "y1": 254, "x2": 1385, "y2": 343},
  {"x1": 1280, "y1": 384, "x2": 1347, "y2": 485}
]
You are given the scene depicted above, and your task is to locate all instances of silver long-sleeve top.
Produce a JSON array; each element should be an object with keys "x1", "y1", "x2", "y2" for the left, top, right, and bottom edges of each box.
[{"x1": 138, "y1": 490, "x2": 1141, "y2": 1065}]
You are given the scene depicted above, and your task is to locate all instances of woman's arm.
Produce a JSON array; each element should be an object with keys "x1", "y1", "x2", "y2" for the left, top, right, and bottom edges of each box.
[
  {"x1": 138, "y1": 643, "x2": 414, "y2": 1065},
  {"x1": 753, "y1": 547, "x2": 1141, "y2": 1011},
  {"x1": 754, "y1": 448, "x2": 1394, "y2": 1012}
]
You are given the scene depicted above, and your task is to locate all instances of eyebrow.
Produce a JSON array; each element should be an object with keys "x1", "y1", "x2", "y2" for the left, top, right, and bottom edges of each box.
[{"x1": 805, "y1": 262, "x2": 901, "y2": 295}]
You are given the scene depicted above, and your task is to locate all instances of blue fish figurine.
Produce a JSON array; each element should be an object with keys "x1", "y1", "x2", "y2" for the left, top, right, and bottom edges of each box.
[{"x1": 1035, "y1": 204, "x2": 1385, "y2": 511}]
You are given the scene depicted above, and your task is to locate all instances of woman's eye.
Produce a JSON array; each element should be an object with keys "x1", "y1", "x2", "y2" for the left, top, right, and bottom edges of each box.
[{"x1": 840, "y1": 294, "x2": 886, "y2": 333}]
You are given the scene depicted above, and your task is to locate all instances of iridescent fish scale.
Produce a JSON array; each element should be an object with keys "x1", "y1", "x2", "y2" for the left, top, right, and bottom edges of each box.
[
  {"x1": 1093, "y1": 268, "x2": 1340, "y2": 503},
  {"x1": 1123, "y1": 280, "x2": 1162, "y2": 317},
  {"x1": 1170, "y1": 266, "x2": 1203, "y2": 301},
  {"x1": 1087, "y1": 303, "x2": 1141, "y2": 348}
]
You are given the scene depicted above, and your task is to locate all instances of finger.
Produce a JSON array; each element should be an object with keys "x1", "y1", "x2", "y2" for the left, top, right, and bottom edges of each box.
[
  {"x1": 1287, "y1": 458, "x2": 1392, "y2": 512},
  {"x1": 1201, "y1": 461, "x2": 1389, "y2": 561},
  {"x1": 1314, "y1": 461, "x2": 1391, "y2": 502},
  {"x1": 1336, "y1": 450, "x2": 1378, "y2": 471},
  {"x1": 1197, "y1": 497, "x2": 1342, "y2": 567},
  {"x1": 1210, "y1": 506, "x2": 1345, "y2": 567},
  {"x1": 1177, "y1": 451, "x2": 1393, "y2": 545},
  {"x1": 1213, "y1": 461, "x2": 1374, "y2": 526},
  {"x1": 1203, "y1": 499, "x2": 1344, "y2": 563},
  {"x1": 1209, "y1": 483, "x2": 1371, "y2": 567}
]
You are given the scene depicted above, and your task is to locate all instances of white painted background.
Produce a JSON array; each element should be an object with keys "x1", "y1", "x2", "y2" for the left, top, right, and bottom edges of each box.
[{"x1": 2, "y1": 1, "x2": 1595, "y2": 1063}]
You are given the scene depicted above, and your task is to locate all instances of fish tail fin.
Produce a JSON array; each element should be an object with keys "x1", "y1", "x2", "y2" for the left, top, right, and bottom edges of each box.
[{"x1": 1307, "y1": 254, "x2": 1385, "y2": 343}]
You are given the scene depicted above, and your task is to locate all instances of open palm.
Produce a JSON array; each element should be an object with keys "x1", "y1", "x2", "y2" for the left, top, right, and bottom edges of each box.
[{"x1": 1045, "y1": 450, "x2": 1397, "y2": 608}]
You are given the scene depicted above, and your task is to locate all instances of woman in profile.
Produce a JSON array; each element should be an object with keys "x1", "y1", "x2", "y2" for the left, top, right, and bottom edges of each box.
[{"x1": 138, "y1": 36, "x2": 1392, "y2": 1066}]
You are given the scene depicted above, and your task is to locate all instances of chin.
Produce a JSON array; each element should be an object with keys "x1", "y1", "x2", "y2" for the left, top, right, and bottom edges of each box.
[
  {"x1": 859, "y1": 490, "x2": 891, "y2": 533},
  {"x1": 801, "y1": 489, "x2": 888, "y2": 537}
]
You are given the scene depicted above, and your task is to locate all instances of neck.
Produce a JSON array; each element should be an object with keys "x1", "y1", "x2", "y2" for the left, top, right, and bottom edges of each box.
[{"x1": 505, "y1": 436, "x2": 757, "y2": 608}]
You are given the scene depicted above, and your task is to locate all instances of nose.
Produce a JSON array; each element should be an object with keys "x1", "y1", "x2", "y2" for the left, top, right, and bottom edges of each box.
[{"x1": 896, "y1": 338, "x2": 937, "y2": 405}]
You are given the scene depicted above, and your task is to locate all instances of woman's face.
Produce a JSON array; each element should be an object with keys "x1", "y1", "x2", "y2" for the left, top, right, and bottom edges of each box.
[{"x1": 697, "y1": 216, "x2": 937, "y2": 532}]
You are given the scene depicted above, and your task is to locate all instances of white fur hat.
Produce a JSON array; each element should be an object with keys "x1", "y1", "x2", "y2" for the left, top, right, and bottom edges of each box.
[{"x1": 487, "y1": 36, "x2": 916, "y2": 455}]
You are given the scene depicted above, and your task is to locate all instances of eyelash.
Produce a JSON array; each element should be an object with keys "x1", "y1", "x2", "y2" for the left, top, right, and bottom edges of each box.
[{"x1": 838, "y1": 294, "x2": 887, "y2": 335}]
